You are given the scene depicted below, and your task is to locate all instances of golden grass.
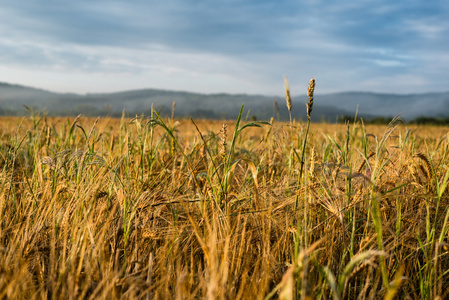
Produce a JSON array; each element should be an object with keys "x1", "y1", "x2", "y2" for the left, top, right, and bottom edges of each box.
[{"x1": 0, "y1": 113, "x2": 449, "y2": 299}]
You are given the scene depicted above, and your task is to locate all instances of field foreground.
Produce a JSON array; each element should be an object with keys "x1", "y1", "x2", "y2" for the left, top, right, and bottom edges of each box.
[{"x1": 1, "y1": 114, "x2": 449, "y2": 299}]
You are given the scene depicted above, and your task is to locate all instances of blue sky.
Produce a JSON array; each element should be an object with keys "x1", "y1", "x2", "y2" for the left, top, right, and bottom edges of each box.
[{"x1": 0, "y1": 0, "x2": 448, "y2": 95}]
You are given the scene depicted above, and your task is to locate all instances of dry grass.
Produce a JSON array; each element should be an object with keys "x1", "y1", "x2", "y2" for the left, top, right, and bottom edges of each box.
[{"x1": 0, "y1": 111, "x2": 449, "y2": 299}]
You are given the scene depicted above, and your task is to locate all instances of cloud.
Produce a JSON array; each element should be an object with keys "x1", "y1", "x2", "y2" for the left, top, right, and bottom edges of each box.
[{"x1": 0, "y1": 0, "x2": 448, "y2": 95}]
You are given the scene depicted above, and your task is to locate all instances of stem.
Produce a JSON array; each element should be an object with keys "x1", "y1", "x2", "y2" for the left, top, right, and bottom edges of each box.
[
  {"x1": 299, "y1": 117, "x2": 311, "y2": 181},
  {"x1": 295, "y1": 117, "x2": 311, "y2": 209},
  {"x1": 289, "y1": 111, "x2": 293, "y2": 146}
]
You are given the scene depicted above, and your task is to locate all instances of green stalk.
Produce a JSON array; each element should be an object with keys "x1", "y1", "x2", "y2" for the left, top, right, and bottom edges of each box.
[
  {"x1": 295, "y1": 77, "x2": 315, "y2": 209},
  {"x1": 298, "y1": 117, "x2": 311, "y2": 185}
]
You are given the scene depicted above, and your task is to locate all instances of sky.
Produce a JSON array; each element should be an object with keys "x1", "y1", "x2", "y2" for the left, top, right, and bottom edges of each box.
[{"x1": 0, "y1": 0, "x2": 448, "y2": 96}]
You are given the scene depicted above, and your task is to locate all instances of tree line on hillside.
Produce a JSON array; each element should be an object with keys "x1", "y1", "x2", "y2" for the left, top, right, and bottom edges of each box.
[{"x1": 1, "y1": 104, "x2": 449, "y2": 125}]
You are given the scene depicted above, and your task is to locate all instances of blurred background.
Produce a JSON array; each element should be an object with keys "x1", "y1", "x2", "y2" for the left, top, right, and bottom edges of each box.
[{"x1": 0, "y1": 1, "x2": 448, "y2": 121}]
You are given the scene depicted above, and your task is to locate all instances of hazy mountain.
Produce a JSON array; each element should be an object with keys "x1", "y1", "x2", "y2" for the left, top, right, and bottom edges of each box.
[
  {"x1": 1, "y1": 82, "x2": 448, "y2": 121},
  {"x1": 317, "y1": 91, "x2": 449, "y2": 120}
]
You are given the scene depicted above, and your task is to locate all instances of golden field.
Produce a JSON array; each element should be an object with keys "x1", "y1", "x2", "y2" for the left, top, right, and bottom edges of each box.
[{"x1": 1, "y1": 112, "x2": 449, "y2": 299}]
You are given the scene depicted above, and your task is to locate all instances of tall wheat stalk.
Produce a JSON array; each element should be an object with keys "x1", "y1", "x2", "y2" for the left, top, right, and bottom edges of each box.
[
  {"x1": 284, "y1": 77, "x2": 293, "y2": 145},
  {"x1": 295, "y1": 77, "x2": 315, "y2": 209}
]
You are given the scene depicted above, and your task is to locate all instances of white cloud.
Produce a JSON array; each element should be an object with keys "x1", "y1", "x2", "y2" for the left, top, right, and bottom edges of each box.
[{"x1": 403, "y1": 18, "x2": 449, "y2": 41}]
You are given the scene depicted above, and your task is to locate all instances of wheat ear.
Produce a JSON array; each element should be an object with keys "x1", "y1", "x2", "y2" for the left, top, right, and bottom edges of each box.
[
  {"x1": 306, "y1": 77, "x2": 315, "y2": 120},
  {"x1": 414, "y1": 152, "x2": 433, "y2": 179}
]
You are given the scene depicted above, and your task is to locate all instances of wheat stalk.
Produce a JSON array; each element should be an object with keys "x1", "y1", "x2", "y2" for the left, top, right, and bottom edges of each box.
[
  {"x1": 414, "y1": 152, "x2": 433, "y2": 180},
  {"x1": 296, "y1": 77, "x2": 316, "y2": 209},
  {"x1": 356, "y1": 151, "x2": 375, "y2": 174},
  {"x1": 284, "y1": 76, "x2": 294, "y2": 146},
  {"x1": 284, "y1": 76, "x2": 292, "y2": 113},
  {"x1": 171, "y1": 101, "x2": 176, "y2": 122},
  {"x1": 309, "y1": 147, "x2": 316, "y2": 181},
  {"x1": 220, "y1": 123, "x2": 227, "y2": 163},
  {"x1": 306, "y1": 77, "x2": 315, "y2": 120}
]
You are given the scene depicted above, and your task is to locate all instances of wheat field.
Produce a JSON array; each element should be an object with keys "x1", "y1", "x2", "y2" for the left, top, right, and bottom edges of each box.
[{"x1": 1, "y1": 106, "x2": 449, "y2": 299}]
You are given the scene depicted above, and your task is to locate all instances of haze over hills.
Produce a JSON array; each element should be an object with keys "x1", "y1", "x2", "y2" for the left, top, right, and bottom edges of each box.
[{"x1": 1, "y1": 82, "x2": 449, "y2": 122}]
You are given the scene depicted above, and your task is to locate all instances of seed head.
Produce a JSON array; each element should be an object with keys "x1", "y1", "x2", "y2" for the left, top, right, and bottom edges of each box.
[
  {"x1": 171, "y1": 101, "x2": 176, "y2": 121},
  {"x1": 414, "y1": 152, "x2": 432, "y2": 179},
  {"x1": 309, "y1": 147, "x2": 316, "y2": 180},
  {"x1": 306, "y1": 77, "x2": 315, "y2": 119},
  {"x1": 284, "y1": 77, "x2": 292, "y2": 112},
  {"x1": 42, "y1": 156, "x2": 56, "y2": 170},
  {"x1": 220, "y1": 123, "x2": 227, "y2": 161}
]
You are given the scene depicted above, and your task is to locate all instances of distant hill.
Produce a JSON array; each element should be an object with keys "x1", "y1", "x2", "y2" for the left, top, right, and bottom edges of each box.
[
  {"x1": 318, "y1": 91, "x2": 449, "y2": 120},
  {"x1": 1, "y1": 82, "x2": 449, "y2": 121}
]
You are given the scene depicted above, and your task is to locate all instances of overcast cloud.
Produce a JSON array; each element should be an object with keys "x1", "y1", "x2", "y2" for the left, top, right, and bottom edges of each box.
[{"x1": 0, "y1": 0, "x2": 448, "y2": 95}]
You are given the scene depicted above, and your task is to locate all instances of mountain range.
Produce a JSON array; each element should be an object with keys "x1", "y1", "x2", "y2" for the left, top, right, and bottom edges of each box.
[{"x1": 1, "y1": 82, "x2": 449, "y2": 122}]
